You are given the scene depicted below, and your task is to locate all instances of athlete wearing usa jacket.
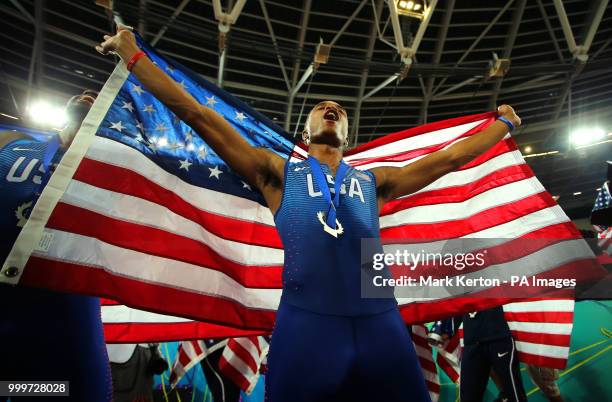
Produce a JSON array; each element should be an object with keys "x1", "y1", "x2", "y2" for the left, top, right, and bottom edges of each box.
[
  {"x1": 0, "y1": 91, "x2": 112, "y2": 402},
  {"x1": 97, "y1": 27, "x2": 522, "y2": 402}
]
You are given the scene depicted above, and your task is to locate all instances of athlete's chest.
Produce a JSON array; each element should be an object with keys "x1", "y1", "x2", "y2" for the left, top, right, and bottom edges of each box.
[{"x1": 287, "y1": 164, "x2": 375, "y2": 208}]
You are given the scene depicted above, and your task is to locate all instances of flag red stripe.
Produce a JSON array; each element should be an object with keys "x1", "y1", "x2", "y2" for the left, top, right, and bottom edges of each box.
[
  {"x1": 47, "y1": 203, "x2": 282, "y2": 288},
  {"x1": 192, "y1": 340, "x2": 204, "y2": 356},
  {"x1": 509, "y1": 330, "x2": 571, "y2": 347},
  {"x1": 103, "y1": 321, "x2": 264, "y2": 343},
  {"x1": 178, "y1": 348, "x2": 192, "y2": 366},
  {"x1": 446, "y1": 334, "x2": 461, "y2": 350},
  {"x1": 21, "y1": 256, "x2": 276, "y2": 331},
  {"x1": 218, "y1": 355, "x2": 252, "y2": 392},
  {"x1": 424, "y1": 380, "x2": 441, "y2": 394},
  {"x1": 382, "y1": 163, "x2": 532, "y2": 215},
  {"x1": 411, "y1": 333, "x2": 432, "y2": 349},
  {"x1": 227, "y1": 340, "x2": 259, "y2": 374},
  {"x1": 382, "y1": 192, "x2": 557, "y2": 239},
  {"x1": 418, "y1": 356, "x2": 438, "y2": 373},
  {"x1": 516, "y1": 351, "x2": 567, "y2": 369},
  {"x1": 74, "y1": 157, "x2": 282, "y2": 248}
]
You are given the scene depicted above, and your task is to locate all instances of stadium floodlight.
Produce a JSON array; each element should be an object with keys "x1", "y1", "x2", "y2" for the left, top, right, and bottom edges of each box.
[
  {"x1": 27, "y1": 100, "x2": 67, "y2": 128},
  {"x1": 569, "y1": 127, "x2": 605, "y2": 146},
  {"x1": 396, "y1": 0, "x2": 426, "y2": 19}
]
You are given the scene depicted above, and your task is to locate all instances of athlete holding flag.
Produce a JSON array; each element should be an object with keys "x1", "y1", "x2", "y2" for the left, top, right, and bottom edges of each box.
[{"x1": 96, "y1": 27, "x2": 521, "y2": 402}]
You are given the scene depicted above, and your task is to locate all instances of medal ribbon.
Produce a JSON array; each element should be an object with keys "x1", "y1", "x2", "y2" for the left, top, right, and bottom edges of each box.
[{"x1": 307, "y1": 156, "x2": 349, "y2": 229}]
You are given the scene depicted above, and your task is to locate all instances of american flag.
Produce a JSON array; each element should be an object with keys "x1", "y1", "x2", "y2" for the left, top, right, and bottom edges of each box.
[
  {"x1": 435, "y1": 331, "x2": 462, "y2": 383},
  {"x1": 168, "y1": 339, "x2": 226, "y2": 388},
  {"x1": 1, "y1": 36, "x2": 602, "y2": 356},
  {"x1": 168, "y1": 337, "x2": 267, "y2": 394},
  {"x1": 411, "y1": 325, "x2": 440, "y2": 402},
  {"x1": 592, "y1": 181, "x2": 611, "y2": 254}
]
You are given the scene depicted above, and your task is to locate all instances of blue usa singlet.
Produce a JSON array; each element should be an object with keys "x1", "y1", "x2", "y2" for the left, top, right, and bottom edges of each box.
[
  {"x1": 274, "y1": 157, "x2": 397, "y2": 316},
  {"x1": 0, "y1": 137, "x2": 59, "y2": 260},
  {"x1": 0, "y1": 135, "x2": 112, "y2": 402}
]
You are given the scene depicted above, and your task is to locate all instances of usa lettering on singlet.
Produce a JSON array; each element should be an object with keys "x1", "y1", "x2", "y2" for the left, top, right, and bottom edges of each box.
[
  {"x1": 0, "y1": 138, "x2": 60, "y2": 261},
  {"x1": 274, "y1": 159, "x2": 396, "y2": 316}
]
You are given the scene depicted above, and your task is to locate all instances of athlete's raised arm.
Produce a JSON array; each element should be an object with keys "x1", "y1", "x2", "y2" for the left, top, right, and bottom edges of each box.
[
  {"x1": 96, "y1": 28, "x2": 284, "y2": 198},
  {"x1": 373, "y1": 105, "x2": 521, "y2": 205}
]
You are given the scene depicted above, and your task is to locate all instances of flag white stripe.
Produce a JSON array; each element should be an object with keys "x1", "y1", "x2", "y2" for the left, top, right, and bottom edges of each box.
[
  {"x1": 344, "y1": 119, "x2": 488, "y2": 161},
  {"x1": 504, "y1": 299, "x2": 574, "y2": 313},
  {"x1": 514, "y1": 341, "x2": 569, "y2": 359},
  {"x1": 62, "y1": 180, "x2": 284, "y2": 266},
  {"x1": 507, "y1": 321, "x2": 573, "y2": 335},
  {"x1": 35, "y1": 229, "x2": 282, "y2": 309},
  {"x1": 86, "y1": 136, "x2": 276, "y2": 226},
  {"x1": 380, "y1": 177, "x2": 545, "y2": 226},
  {"x1": 101, "y1": 305, "x2": 192, "y2": 323}
]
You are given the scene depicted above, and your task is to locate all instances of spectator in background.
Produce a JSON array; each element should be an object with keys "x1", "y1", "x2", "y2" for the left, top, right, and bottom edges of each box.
[
  {"x1": 430, "y1": 307, "x2": 527, "y2": 402},
  {"x1": 526, "y1": 366, "x2": 564, "y2": 402},
  {"x1": 106, "y1": 343, "x2": 168, "y2": 402},
  {"x1": 198, "y1": 340, "x2": 242, "y2": 402}
]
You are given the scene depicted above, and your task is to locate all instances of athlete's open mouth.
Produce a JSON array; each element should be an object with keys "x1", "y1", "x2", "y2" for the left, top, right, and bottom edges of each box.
[
  {"x1": 324, "y1": 110, "x2": 339, "y2": 121},
  {"x1": 79, "y1": 95, "x2": 96, "y2": 105}
]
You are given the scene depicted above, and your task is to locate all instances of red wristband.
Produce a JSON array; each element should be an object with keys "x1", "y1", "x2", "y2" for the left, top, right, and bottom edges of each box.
[{"x1": 126, "y1": 51, "x2": 146, "y2": 71}]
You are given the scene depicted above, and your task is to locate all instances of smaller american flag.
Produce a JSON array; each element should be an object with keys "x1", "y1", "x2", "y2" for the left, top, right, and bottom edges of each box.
[
  {"x1": 592, "y1": 181, "x2": 611, "y2": 254},
  {"x1": 168, "y1": 339, "x2": 226, "y2": 388},
  {"x1": 435, "y1": 331, "x2": 462, "y2": 384},
  {"x1": 218, "y1": 336, "x2": 269, "y2": 395},
  {"x1": 411, "y1": 325, "x2": 441, "y2": 402}
]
